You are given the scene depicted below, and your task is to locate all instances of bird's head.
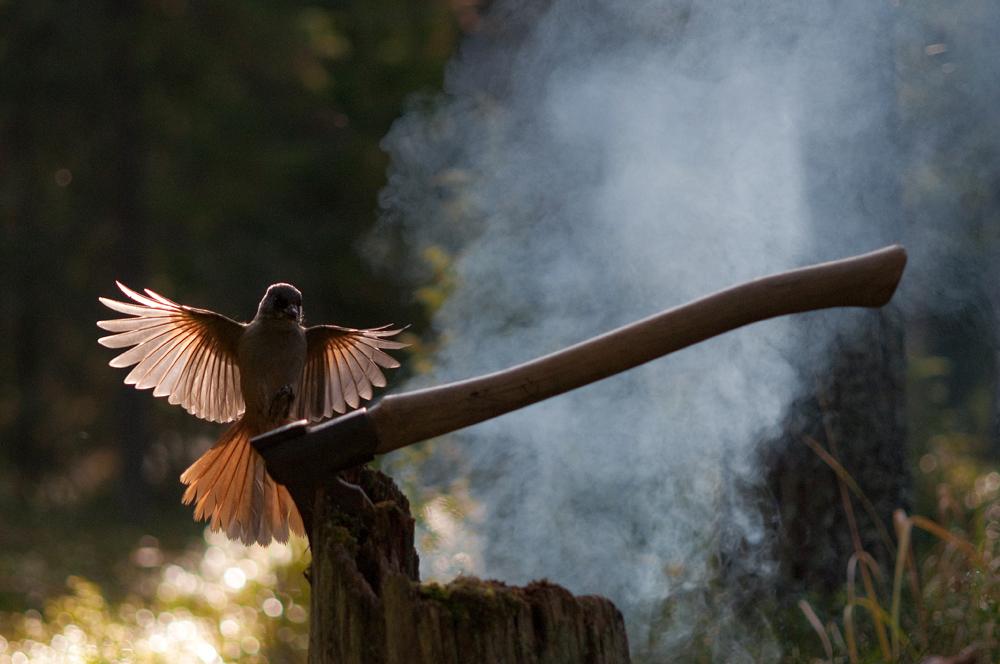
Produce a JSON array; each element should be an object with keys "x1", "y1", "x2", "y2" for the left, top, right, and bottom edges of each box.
[{"x1": 257, "y1": 283, "x2": 303, "y2": 323}]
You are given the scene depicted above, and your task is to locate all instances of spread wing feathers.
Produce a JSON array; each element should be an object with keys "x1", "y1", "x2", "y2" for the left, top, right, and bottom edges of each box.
[
  {"x1": 97, "y1": 281, "x2": 246, "y2": 423},
  {"x1": 180, "y1": 420, "x2": 305, "y2": 546},
  {"x1": 294, "y1": 324, "x2": 408, "y2": 421}
]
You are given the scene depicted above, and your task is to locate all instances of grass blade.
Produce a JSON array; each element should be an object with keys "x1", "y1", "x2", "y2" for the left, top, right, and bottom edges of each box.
[
  {"x1": 799, "y1": 599, "x2": 834, "y2": 663},
  {"x1": 890, "y1": 510, "x2": 912, "y2": 661}
]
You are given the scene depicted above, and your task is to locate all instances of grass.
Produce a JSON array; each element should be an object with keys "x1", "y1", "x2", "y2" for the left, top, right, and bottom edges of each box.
[{"x1": 796, "y1": 434, "x2": 998, "y2": 664}]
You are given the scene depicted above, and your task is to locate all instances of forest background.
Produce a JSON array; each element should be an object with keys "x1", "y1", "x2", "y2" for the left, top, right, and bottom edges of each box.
[{"x1": 0, "y1": 1, "x2": 997, "y2": 662}]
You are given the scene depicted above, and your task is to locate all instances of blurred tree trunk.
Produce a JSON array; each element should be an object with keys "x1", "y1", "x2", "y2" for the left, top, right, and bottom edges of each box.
[
  {"x1": 307, "y1": 468, "x2": 631, "y2": 664},
  {"x1": 105, "y1": 0, "x2": 150, "y2": 521},
  {"x1": 760, "y1": 0, "x2": 909, "y2": 591},
  {"x1": 9, "y1": 151, "x2": 47, "y2": 492},
  {"x1": 3, "y1": 18, "x2": 53, "y2": 496},
  {"x1": 762, "y1": 311, "x2": 907, "y2": 589}
]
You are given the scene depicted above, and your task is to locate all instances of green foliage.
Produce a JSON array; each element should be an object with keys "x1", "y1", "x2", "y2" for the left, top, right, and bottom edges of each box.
[{"x1": 0, "y1": 530, "x2": 311, "y2": 663}]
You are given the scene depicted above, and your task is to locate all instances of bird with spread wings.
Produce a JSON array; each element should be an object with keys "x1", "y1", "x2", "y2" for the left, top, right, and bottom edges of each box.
[{"x1": 98, "y1": 281, "x2": 406, "y2": 545}]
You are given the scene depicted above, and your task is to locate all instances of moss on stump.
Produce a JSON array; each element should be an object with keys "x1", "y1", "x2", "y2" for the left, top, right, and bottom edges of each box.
[{"x1": 307, "y1": 468, "x2": 630, "y2": 664}]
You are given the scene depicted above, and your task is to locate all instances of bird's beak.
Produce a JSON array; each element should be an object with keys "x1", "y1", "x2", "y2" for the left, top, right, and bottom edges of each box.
[{"x1": 286, "y1": 304, "x2": 301, "y2": 320}]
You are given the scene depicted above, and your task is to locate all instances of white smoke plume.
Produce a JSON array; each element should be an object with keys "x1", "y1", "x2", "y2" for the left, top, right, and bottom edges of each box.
[{"x1": 373, "y1": 0, "x2": 997, "y2": 659}]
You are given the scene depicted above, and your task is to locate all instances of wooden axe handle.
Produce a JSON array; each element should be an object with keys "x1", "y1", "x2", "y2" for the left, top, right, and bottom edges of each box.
[{"x1": 369, "y1": 244, "x2": 906, "y2": 454}]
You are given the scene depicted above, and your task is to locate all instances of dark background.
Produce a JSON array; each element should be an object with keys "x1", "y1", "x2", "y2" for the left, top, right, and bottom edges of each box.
[{"x1": 0, "y1": 0, "x2": 466, "y2": 612}]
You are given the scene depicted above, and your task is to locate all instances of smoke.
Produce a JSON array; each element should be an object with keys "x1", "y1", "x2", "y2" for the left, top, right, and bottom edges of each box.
[{"x1": 374, "y1": 0, "x2": 997, "y2": 659}]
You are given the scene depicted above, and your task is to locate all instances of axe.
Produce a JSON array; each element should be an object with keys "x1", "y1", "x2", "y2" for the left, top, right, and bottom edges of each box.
[{"x1": 253, "y1": 245, "x2": 906, "y2": 506}]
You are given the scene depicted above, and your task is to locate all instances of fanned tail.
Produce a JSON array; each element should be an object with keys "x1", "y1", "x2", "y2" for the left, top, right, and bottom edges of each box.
[{"x1": 180, "y1": 418, "x2": 305, "y2": 546}]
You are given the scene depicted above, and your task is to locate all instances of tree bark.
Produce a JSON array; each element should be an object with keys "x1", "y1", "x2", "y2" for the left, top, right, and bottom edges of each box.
[{"x1": 306, "y1": 468, "x2": 630, "y2": 664}]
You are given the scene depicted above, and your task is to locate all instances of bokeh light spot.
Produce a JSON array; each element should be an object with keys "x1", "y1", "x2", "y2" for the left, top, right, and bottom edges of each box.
[
  {"x1": 54, "y1": 168, "x2": 72, "y2": 187},
  {"x1": 240, "y1": 635, "x2": 260, "y2": 655},
  {"x1": 262, "y1": 597, "x2": 283, "y2": 618},
  {"x1": 219, "y1": 618, "x2": 239, "y2": 638},
  {"x1": 223, "y1": 567, "x2": 246, "y2": 590}
]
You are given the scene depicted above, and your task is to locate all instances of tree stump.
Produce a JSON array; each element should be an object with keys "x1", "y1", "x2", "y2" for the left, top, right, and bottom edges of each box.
[{"x1": 306, "y1": 468, "x2": 630, "y2": 664}]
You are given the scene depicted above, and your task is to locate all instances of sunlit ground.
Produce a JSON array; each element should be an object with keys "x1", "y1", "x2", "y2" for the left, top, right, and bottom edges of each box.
[
  {"x1": 0, "y1": 530, "x2": 310, "y2": 663},
  {"x1": 0, "y1": 431, "x2": 995, "y2": 662}
]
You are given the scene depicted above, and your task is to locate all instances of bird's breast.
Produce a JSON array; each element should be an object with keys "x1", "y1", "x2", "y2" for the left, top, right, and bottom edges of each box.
[{"x1": 237, "y1": 320, "x2": 307, "y2": 423}]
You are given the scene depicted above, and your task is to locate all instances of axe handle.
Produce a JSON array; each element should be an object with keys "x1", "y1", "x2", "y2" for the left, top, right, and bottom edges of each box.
[{"x1": 369, "y1": 244, "x2": 906, "y2": 454}]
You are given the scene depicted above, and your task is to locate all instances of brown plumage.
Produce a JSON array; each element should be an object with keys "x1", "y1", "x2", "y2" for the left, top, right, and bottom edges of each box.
[{"x1": 98, "y1": 282, "x2": 406, "y2": 545}]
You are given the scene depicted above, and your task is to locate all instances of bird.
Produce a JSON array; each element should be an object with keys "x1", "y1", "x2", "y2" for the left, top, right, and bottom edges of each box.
[{"x1": 97, "y1": 281, "x2": 406, "y2": 546}]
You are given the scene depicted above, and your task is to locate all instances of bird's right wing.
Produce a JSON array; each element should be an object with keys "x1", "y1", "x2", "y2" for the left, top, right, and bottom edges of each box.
[
  {"x1": 294, "y1": 324, "x2": 407, "y2": 421},
  {"x1": 98, "y1": 282, "x2": 246, "y2": 423}
]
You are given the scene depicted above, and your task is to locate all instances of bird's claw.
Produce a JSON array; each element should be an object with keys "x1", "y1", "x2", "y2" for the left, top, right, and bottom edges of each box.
[
  {"x1": 331, "y1": 476, "x2": 376, "y2": 515},
  {"x1": 268, "y1": 384, "x2": 296, "y2": 421}
]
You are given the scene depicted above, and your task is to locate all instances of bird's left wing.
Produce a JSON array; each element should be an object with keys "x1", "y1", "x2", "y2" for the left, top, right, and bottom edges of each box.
[
  {"x1": 98, "y1": 282, "x2": 246, "y2": 423},
  {"x1": 294, "y1": 324, "x2": 407, "y2": 421}
]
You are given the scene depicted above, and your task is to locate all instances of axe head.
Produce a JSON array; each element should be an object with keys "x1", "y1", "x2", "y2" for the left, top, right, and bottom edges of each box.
[{"x1": 252, "y1": 408, "x2": 380, "y2": 489}]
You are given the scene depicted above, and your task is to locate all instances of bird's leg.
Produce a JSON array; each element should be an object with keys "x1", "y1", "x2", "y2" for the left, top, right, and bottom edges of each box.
[{"x1": 268, "y1": 384, "x2": 296, "y2": 422}]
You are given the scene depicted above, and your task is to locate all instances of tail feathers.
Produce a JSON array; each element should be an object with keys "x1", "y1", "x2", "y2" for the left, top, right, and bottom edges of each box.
[{"x1": 181, "y1": 419, "x2": 305, "y2": 546}]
